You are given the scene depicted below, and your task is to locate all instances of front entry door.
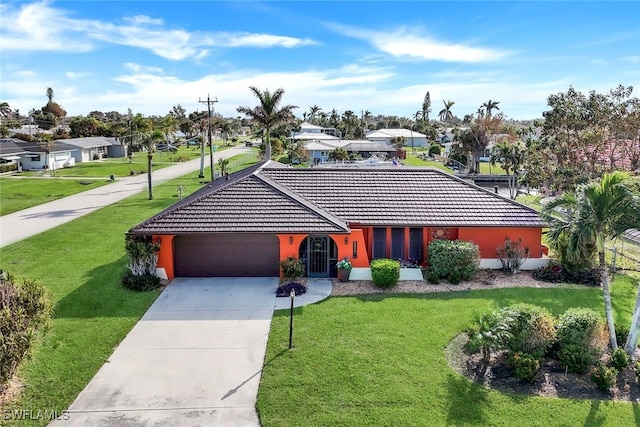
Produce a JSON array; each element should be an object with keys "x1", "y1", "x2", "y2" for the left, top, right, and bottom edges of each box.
[{"x1": 301, "y1": 236, "x2": 337, "y2": 278}]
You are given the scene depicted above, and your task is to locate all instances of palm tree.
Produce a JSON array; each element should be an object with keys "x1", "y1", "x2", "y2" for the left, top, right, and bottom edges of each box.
[
  {"x1": 143, "y1": 130, "x2": 165, "y2": 200},
  {"x1": 308, "y1": 105, "x2": 322, "y2": 124},
  {"x1": 481, "y1": 99, "x2": 500, "y2": 117},
  {"x1": 438, "y1": 100, "x2": 455, "y2": 126},
  {"x1": 541, "y1": 171, "x2": 640, "y2": 351},
  {"x1": 237, "y1": 87, "x2": 297, "y2": 160},
  {"x1": 217, "y1": 158, "x2": 230, "y2": 177}
]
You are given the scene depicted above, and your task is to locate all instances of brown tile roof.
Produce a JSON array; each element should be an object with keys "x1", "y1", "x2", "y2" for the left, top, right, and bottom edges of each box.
[
  {"x1": 129, "y1": 163, "x2": 349, "y2": 234},
  {"x1": 129, "y1": 161, "x2": 545, "y2": 235}
]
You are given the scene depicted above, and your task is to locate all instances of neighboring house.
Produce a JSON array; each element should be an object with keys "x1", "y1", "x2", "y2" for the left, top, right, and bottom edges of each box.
[
  {"x1": 0, "y1": 138, "x2": 29, "y2": 172},
  {"x1": 128, "y1": 161, "x2": 548, "y2": 280},
  {"x1": 13, "y1": 140, "x2": 77, "y2": 171},
  {"x1": 292, "y1": 121, "x2": 342, "y2": 139},
  {"x1": 366, "y1": 129, "x2": 428, "y2": 148},
  {"x1": 303, "y1": 140, "x2": 397, "y2": 164},
  {"x1": 62, "y1": 136, "x2": 125, "y2": 162}
]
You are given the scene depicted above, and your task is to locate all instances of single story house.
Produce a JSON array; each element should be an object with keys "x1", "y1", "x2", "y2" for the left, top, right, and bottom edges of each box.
[
  {"x1": 303, "y1": 140, "x2": 398, "y2": 164},
  {"x1": 63, "y1": 137, "x2": 125, "y2": 162},
  {"x1": 366, "y1": 129, "x2": 428, "y2": 148},
  {"x1": 0, "y1": 138, "x2": 28, "y2": 172},
  {"x1": 128, "y1": 161, "x2": 548, "y2": 280},
  {"x1": 0, "y1": 139, "x2": 77, "y2": 171}
]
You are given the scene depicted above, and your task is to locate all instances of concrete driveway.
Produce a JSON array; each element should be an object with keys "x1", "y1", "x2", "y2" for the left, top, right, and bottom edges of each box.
[{"x1": 51, "y1": 277, "x2": 278, "y2": 427}]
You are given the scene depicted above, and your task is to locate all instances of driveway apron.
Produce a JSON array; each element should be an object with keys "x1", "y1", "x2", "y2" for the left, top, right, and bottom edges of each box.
[{"x1": 50, "y1": 277, "x2": 278, "y2": 427}]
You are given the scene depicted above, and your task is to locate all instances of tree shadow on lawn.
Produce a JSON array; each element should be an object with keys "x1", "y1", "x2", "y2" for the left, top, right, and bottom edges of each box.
[
  {"x1": 54, "y1": 256, "x2": 159, "y2": 319},
  {"x1": 444, "y1": 373, "x2": 491, "y2": 425}
]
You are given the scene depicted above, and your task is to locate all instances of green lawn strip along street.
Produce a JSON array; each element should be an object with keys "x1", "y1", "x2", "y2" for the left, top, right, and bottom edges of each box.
[
  {"x1": 402, "y1": 154, "x2": 453, "y2": 173},
  {"x1": 0, "y1": 146, "x2": 252, "y2": 216},
  {"x1": 0, "y1": 178, "x2": 111, "y2": 216},
  {"x1": 0, "y1": 155, "x2": 257, "y2": 427},
  {"x1": 258, "y1": 277, "x2": 639, "y2": 427}
]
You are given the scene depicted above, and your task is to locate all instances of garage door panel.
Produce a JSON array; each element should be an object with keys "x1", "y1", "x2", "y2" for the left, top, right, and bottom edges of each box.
[{"x1": 174, "y1": 234, "x2": 279, "y2": 277}]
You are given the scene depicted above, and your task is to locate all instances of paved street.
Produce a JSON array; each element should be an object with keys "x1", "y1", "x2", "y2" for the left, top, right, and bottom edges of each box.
[{"x1": 0, "y1": 146, "x2": 252, "y2": 248}]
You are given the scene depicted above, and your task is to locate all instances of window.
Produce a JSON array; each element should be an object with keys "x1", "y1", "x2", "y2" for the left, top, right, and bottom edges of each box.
[
  {"x1": 409, "y1": 228, "x2": 423, "y2": 261},
  {"x1": 372, "y1": 228, "x2": 386, "y2": 259},
  {"x1": 391, "y1": 228, "x2": 404, "y2": 259}
]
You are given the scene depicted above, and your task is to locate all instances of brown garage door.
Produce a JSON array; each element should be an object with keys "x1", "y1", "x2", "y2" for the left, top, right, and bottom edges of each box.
[{"x1": 174, "y1": 233, "x2": 280, "y2": 277}]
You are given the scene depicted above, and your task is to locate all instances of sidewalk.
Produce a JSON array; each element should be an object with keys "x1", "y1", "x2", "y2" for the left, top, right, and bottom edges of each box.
[{"x1": 0, "y1": 146, "x2": 252, "y2": 248}]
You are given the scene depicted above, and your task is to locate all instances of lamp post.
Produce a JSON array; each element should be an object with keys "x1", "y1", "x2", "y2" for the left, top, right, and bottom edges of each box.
[{"x1": 289, "y1": 288, "x2": 295, "y2": 349}]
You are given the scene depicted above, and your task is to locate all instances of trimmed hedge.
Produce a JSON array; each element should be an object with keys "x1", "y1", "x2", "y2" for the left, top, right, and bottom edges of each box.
[
  {"x1": 370, "y1": 258, "x2": 400, "y2": 289},
  {"x1": 428, "y1": 239, "x2": 479, "y2": 284},
  {"x1": 122, "y1": 271, "x2": 162, "y2": 292}
]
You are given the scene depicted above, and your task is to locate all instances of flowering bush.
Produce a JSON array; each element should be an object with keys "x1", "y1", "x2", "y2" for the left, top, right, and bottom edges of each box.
[{"x1": 336, "y1": 257, "x2": 352, "y2": 271}]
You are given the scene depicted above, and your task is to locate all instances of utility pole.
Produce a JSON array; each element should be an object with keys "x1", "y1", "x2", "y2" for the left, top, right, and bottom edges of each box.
[{"x1": 199, "y1": 94, "x2": 218, "y2": 182}]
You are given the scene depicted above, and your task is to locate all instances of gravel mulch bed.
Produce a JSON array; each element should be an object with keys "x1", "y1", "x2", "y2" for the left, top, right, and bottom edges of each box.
[{"x1": 331, "y1": 270, "x2": 577, "y2": 296}]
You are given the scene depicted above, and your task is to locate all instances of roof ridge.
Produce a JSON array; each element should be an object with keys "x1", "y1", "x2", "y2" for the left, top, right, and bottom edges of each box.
[
  {"x1": 128, "y1": 161, "x2": 267, "y2": 233},
  {"x1": 253, "y1": 172, "x2": 349, "y2": 232}
]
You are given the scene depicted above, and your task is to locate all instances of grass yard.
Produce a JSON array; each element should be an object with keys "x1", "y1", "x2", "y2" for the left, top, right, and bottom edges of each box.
[
  {"x1": 402, "y1": 154, "x2": 453, "y2": 173},
  {"x1": 0, "y1": 149, "x2": 257, "y2": 216},
  {"x1": 0, "y1": 178, "x2": 111, "y2": 216},
  {"x1": 0, "y1": 156, "x2": 258, "y2": 427},
  {"x1": 258, "y1": 276, "x2": 640, "y2": 427},
  {"x1": 478, "y1": 161, "x2": 506, "y2": 175}
]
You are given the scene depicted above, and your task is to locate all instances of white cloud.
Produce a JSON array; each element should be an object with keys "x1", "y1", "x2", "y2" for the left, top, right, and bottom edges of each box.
[
  {"x1": 0, "y1": 1, "x2": 319, "y2": 60},
  {"x1": 328, "y1": 24, "x2": 508, "y2": 63},
  {"x1": 65, "y1": 72, "x2": 89, "y2": 79}
]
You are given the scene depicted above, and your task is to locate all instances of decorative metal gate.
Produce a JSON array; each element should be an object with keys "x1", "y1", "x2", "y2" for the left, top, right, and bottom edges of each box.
[{"x1": 299, "y1": 236, "x2": 338, "y2": 278}]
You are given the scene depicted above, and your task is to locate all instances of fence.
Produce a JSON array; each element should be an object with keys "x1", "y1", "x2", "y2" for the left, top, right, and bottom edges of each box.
[{"x1": 607, "y1": 243, "x2": 640, "y2": 274}]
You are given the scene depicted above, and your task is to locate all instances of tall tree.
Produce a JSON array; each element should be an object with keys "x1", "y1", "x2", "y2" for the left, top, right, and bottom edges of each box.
[
  {"x1": 490, "y1": 135, "x2": 525, "y2": 199},
  {"x1": 422, "y1": 91, "x2": 432, "y2": 121},
  {"x1": 438, "y1": 100, "x2": 455, "y2": 125},
  {"x1": 541, "y1": 171, "x2": 640, "y2": 352},
  {"x1": 236, "y1": 87, "x2": 297, "y2": 160},
  {"x1": 481, "y1": 99, "x2": 500, "y2": 117}
]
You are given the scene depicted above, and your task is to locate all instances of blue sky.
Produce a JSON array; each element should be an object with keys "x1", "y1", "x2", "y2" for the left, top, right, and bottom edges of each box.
[{"x1": 1, "y1": 1, "x2": 639, "y2": 121}]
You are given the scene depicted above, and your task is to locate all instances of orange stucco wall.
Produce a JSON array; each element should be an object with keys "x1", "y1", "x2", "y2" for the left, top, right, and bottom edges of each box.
[
  {"x1": 457, "y1": 227, "x2": 543, "y2": 258},
  {"x1": 154, "y1": 234, "x2": 175, "y2": 280},
  {"x1": 277, "y1": 234, "x2": 308, "y2": 260},
  {"x1": 330, "y1": 229, "x2": 369, "y2": 267}
]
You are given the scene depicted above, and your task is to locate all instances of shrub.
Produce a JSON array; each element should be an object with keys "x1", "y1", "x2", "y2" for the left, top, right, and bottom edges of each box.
[
  {"x1": 122, "y1": 271, "x2": 162, "y2": 292},
  {"x1": 505, "y1": 304, "x2": 556, "y2": 359},
  {"x1": 275, "y1": 281, "x2": 307, "y2": 297},
  {"x1": 279, "y1": 256, "x2": 306, "y2": 282},
  {"x1": 532, "y1": 261, "x2": 599, "y2": 286},
  {"x1": 508, "y1": 352, "x2": 540, "y2": 383},
  {"x1": 556, "y1": 308, "x2": 607, "y2": 373},
  {"x1": 466, "y1": 308, "x2": 515, "y2": 361},
  {"x1": 0, "y1": 277, "x2": 52, "y2": 387},
  {"x1": 496, "y1": 237, "x2": 530, "y2": 274},
  {"x1": 125, "y1": 235, "x2": 160, "y2": 276},
  {"x1": 590, "y1": 364, "x2": 618, "y2": 391},
  {"x1": 428, "y1": 144, "x2": 441, "y2": 156},
  {"x1": 370, "y1": 258, "x2": 400, "y2": 289},
  {"x1": 635, "y1": 362, "x2": 640, "y2": 384},
  {"x1": 610, "y1": 348, "x2": 630, "y2": 370},
  {"x1": 532, "y1": 260, "x2": 566, "y2": 283},
  {"x1": 428, "y1": 239, "x2": 479, "y2": 284},
  {"x1": 558, "y1": 343, "x2": 594, "y2": 374},
  {"x1": 424, "y1": 269, "x2": 440, "y2": 284}
]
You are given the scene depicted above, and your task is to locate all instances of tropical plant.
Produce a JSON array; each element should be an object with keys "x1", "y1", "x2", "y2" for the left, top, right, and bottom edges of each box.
[
  {"x1": 336, "y1": 257, "x2": 353, "y2": 271},
  {"x1": 328, "y1": 146, "x2": 349, "y2": 161},
  {"x1": 490, "y1": 137, "x2": 525, "y2": 199},
  {"x1": 217, "y1": 158, "x2": 230, "y2": 177},
  {"x1": 541, "y1": 172, "x2": 640, "y2": 352},
  {"x1": 279, "y1": 256, "x2": 306, "y2": 282},
  {"x1": 236, "y1": 87, "x2": 297, "y2": 160},
  {"x1": 466, "y1": 308, "x2": 515, "y2": 362},
  {"x1": 496, "y1": 237, "x2": 530, "y2": 274},
  {"x1": 438, "y1": 99, "x2": 455, "y2": 125},
  {"x1": 481, "y1": 99, "x2": 501, "y2": 117}
]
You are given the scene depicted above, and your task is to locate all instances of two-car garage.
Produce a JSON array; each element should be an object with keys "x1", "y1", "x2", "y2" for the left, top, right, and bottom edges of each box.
[{"x1": 173, "y1": 233, "x2": 280, "y2": 277}]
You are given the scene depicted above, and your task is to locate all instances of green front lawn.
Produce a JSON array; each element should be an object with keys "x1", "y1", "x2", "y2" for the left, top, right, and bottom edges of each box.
[
  {"x1": 258, "y1": 276, "x2": 639, "y2": 426},
  {"x1": 0, "y1": 178, "x2": 111, "y2": 216},
  {"x1": 402, "y1": 154, "x2": 453, "y2": 173},
  {"x1": 0, "y1": 156, "x2": 258, "y2": 426}
]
